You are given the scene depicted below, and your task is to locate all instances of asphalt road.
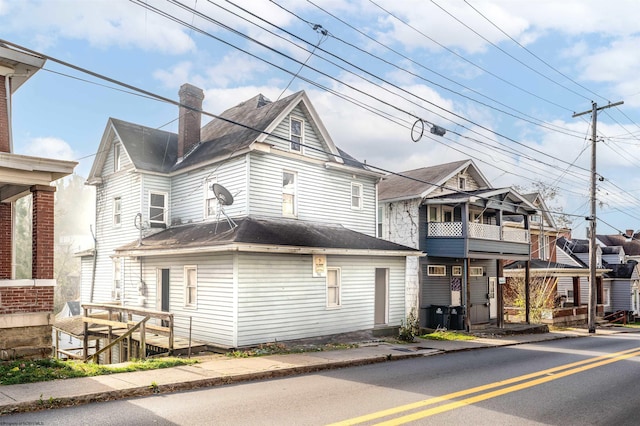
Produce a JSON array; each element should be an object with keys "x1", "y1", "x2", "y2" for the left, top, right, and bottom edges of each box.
[{"x1": 5, "y1": 332, "x2": 640, "y2": 425}]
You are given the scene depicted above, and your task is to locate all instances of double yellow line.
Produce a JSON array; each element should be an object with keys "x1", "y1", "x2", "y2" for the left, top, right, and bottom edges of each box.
[{"x1": 330, "y1": 346, "x2": 640, "y2": 425}]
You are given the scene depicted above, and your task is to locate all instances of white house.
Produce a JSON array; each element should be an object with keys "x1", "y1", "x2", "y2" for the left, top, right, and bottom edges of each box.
[{"x1": 79, "y1": 85, "x2": 421, "y2": 349}]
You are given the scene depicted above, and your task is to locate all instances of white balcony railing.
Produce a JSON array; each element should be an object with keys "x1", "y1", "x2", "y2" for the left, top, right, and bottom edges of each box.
[
  {"x1": 428, "y1": 221, "x2": 463, "y2": 237},
  {"x1": 427, "y1": 221, "x2": 529, "y2": 243}
]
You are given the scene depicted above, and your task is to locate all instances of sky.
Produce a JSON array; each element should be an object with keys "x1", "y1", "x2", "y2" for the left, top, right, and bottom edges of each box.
[{"x1": 2, "y1": 0, "x2": 640, "y2": 239}]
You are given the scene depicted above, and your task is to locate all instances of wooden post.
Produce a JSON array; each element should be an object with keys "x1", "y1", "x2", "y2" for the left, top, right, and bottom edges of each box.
[
  {"x1": 83, "y1": 306, "x2": 89, "y2": 360},
  {"x1": 496, "y1": 259, "x2": 504, "y2": 328},
  {"x1": 55, "y1": 329, "x2": 60, "y2": 359},
  {"x1": 140, "y1": 320, "x2": 146, "y2": 360},
  {"x1": 169, "y1": 314, "x2": 174, "y2": 354}
]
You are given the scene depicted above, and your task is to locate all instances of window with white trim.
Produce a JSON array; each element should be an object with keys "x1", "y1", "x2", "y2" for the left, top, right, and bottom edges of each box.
[
  {"x1": 327, "y1": 267, "x2": 341, "y2": 307},
  {"x1": 114, "y1": 143, "x2": 121, "y2": 172},
  {"x1": 112, "y1": 259, "x2": 121, "y2": 301},
  {"x1": 290, "y1": 118, "x2": 303, "y2": 152},
  {"x1": 452, "y1": 266, "x2": 462, "y2": 276},
  {"x1": 377, "y1": 206, "x2": 384, "y2": 238},
  {"x1": 458, "y1": 176, "x2": 466, "y2": 190},
  {"x1": 184, "y1": 265, "x2": 197, "y2": 308},
  {"x1": 282, "y1": 171, "x2": 297, "y2": 216},
  {"x1": 204, "y1": 176, "x2": 218, "y2": 219},
  {"x1": 351, "y1": 183, "x2": 363, "y2": 210},
  {"x1": 113, "y1": 197, "x2": 122, "y2": 227},
  {"x1": 149, "y1": 192, "x2": 167, "y2": 228},
  {"x1": 428, "y1": 265, "x2": 446, "y2": 276},
  {"x1": 470, "y1": 267, "x2": 484, "y2": 276}
]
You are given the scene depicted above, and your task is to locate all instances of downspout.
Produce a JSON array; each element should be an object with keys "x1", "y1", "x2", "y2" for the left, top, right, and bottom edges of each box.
[
  {"x1": 5, "y1": 74, "x2": 12, "y2": 152},
  {"x1": 89, "y1": 224, "x2": 97, "y2": 303}
]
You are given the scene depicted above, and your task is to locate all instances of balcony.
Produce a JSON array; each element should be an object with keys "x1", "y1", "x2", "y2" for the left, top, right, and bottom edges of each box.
[
  {"x1": 428, "y1": 222, "x2": 529, "y2": 243},
  {"x1": 426, "y1": 221, "x2": 530, "y2": 259}
]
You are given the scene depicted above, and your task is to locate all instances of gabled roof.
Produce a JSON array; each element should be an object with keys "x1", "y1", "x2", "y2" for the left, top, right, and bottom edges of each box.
[
  {"x1": 603, "y1": 260, "x2": 638, "y2": 279},
  {"x1": 556, "y1": 236, "x2": 591, "y2": 267},
  {"x1": 87, "y1": 90, "x2": 364, "y2": 182},
  {"x1": 87, "y1": 118, "x2": 178, "y2": 182},
  {"x1": 114, "y1": 216, "x2": 423, "y2": 257},
  {"x1": 521, "y1": 192, "x2": 558, "y2": 230},
  {"x1": 378, "y1": 159, "x2": 491, "y2": 203},
  {"x1": 598, "y1": 233, "x2": 640, "y2": 256}
]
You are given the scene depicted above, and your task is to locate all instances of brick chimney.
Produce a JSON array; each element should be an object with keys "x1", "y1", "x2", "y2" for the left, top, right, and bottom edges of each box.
[{"x1": 177, "y1": 83, "x2": 204, "y2": 160}]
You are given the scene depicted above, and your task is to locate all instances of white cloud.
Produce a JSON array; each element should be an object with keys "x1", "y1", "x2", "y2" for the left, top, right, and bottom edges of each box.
[
  {"x1": 0, "y1": 0, "x2": 196, "y2": 54},
  {"x1": 21, "y1": 137, "x2": 75, "y2": 160}
]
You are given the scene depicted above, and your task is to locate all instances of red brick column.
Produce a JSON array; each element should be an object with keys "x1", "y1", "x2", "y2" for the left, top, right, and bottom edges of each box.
[
  {"x1": 31, "y1": 185, "x2": 56, "y2": 279},
  {"x1": 0, "y1": 202, "x2": 11, "y2": 279},
  {"x1": 0, "y1": 75, "x2": 10, "y2": 153}
]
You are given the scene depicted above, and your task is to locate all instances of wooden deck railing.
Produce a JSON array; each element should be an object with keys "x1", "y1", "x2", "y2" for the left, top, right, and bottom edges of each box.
[{"x1": 82, "y1": 303, "x2": 174, "y2": 364}]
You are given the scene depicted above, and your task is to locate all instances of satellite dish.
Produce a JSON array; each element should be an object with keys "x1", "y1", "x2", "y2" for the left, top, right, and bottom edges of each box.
[
  {"x1": 212, "y1": 183, "x2": 234, "y2": 206},
  {"x1": 211, "y1": 183, "x2": 237, "y2": 233}
]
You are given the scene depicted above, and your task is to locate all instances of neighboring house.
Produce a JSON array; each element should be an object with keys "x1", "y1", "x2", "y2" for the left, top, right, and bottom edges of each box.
[
  {"x1": 378, "y1": 159, "x2": 537, "y2": 328},
  {"x1": 80, "y1": 84, "x2": 421, "y2": 349},
  {"x1": 597, "y1": 232, "x2": 640, "y2": 315},
  {"x1": 555, "y1": 237, "x2": 608, "y2": 311},
  {"x1": 0, "y1": 44, "x2": 77, "y2": 359}
]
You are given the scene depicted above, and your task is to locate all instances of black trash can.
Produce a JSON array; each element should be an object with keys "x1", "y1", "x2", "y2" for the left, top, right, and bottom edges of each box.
[
  {"x1": 432, "y1": 305, "x2": 449, "y2": 329},
  {"x1": 449, "y1": 306, "x2": 464, "y2": 330}
]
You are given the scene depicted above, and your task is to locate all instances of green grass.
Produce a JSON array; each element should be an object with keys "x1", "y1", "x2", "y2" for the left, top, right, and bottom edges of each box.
[
  {"x1": 226, "y1": 342, "x2": 359, "y2": 358},
  {"x1": 420, "y1": 330, "x2": 476, "y2": 341},
  {"x1": 0, "y1": 357, "x2": 197, "y2": 386}
]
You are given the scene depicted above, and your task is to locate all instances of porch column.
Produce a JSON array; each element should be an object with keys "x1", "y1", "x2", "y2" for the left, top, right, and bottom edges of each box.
[
  {"x1": 572, "y1": 277, "x2": 580, "y2": 306},
  {"x1": 0, "y1": 202, "x2": 11, "y2": 279},
  {"x1": 525, "y1": 260, "x2": 531, "y2": 324},
  {"x1": 496, "y1": 259, "x2": 504, "y2": 328},
  {"x1": 464, "y1": 258, "x2": 470, "y2": 331},
  {"x1": 31, "y1": 185, "x2": 55, "y2": 279}
]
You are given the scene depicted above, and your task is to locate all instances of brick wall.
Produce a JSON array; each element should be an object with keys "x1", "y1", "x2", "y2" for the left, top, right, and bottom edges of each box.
[
  {"x1": 0, "y1": 202, "x2": 11, "y2": 279},
  {"x1": 0, "y1": 75, "x2": 9, "y2": 153},
  {"x1": 31, "y1": 185, "x2": 55, "y2": 279},
  {"x1": 0, "y1": 286, "x2": 54, "y2": 314}
]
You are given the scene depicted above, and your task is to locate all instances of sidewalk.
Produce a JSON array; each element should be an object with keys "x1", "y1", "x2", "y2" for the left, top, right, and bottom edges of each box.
[{"x1": 0, "y1": 327, "x2": 621, "y2": 415}]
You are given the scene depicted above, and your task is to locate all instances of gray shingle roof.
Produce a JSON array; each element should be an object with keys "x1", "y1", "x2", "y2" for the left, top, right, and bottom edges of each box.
[
  {"x1": 115, "y1": 216, "x2": 420, "y2": 254},
  {"x1": 378, "y1": 159, "x2": 471, "y2": 202},
  {"x1": 111, "y1": 118, "x2": 177, "y2": 173}
]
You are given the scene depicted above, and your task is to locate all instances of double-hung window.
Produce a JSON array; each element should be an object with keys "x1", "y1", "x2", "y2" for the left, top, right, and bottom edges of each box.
[
  {"x1": 113, "y1": 197, "x2": 122, "y2": 227},
  {"x1": 290, "y1": 118, "x2": 303, "y2": 152},
  {"x1": 204, "y1": 176, "x2": 218, "y2": 219},
  {"x1": 149, "y1": 192, "x2": 167, "y2": 228},
  {"x1": 327, "y1": 268, "x2": 341, "y2": 307},
  {"x1": 114, "y1": 143, "x2": 121, "y2": 172},
  {"x1": 282, "y1": 171, "x2": 297, "y2": 216},
  {"x1": 112, "y1": 259, "x2": 121, "y2": 301},
  {"x1": 351, "y1": 183, "x2": 363, "y2": 210},
  {"x1": 184, "y1": 265, "x2": 197, "y2": 308}
]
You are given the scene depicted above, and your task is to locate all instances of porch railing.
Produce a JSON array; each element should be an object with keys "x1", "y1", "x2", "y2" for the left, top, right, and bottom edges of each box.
[{"x1": 428, "y1": 221, "x2": 529, "y2": 243}]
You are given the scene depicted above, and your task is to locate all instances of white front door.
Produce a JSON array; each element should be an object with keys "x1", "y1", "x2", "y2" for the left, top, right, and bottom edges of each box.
[{"x1": 489, "y1": 277, "x2": 497, "y2": 319}]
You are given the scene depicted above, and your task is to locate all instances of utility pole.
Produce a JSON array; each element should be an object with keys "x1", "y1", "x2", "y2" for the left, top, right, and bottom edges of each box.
[{"x1": 573, "y1": 100, "x2": 623, "y2": 333}]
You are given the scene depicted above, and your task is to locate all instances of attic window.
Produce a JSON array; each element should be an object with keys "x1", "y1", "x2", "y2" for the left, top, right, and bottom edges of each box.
[
  {"x1": 458, "y1": 176, "x2": 466, "y2": 190},
  {"x1": 114, "y1": 143, "x2": 121, "y2": 172},
  {"x1": 290, "y1": 118, "x2": 303, "y2": 152}
]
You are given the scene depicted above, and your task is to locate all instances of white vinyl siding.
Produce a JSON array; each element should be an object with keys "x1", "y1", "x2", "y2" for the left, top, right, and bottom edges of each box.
[
  {"x1": 170, "y1": 158, "x2": 247, "y2": 224},
  {"x1": 236, "y1": 253, "x2": 406, "y2": 347},
  {"x1": 112, "y1": 258, "x2": 121, "y2": 301},
  {"x1": 267, "y1": 106, "x2": 329, "y2": 162},
  {"x1": 248, "y1": 152, "x2": 378, "y2": 236},
  {"x1": 140, "y1": 254, "x2": 236, "y2": 347}
]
